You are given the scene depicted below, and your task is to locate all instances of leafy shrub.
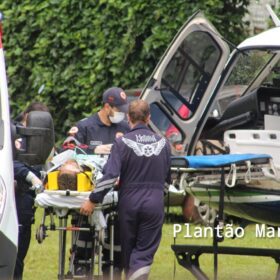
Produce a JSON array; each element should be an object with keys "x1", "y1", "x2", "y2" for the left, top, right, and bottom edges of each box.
[{"x1": 0, "y1": 0, "x2": 249, "y2": 142}]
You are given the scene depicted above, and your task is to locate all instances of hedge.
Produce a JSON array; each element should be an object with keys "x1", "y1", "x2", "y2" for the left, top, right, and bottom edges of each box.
[{"x1": 0, "y1": 0, "x2": 249, "y2": 142}]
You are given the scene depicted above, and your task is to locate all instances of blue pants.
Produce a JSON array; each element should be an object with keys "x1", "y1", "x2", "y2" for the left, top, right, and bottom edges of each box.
[
  {"x1": 14, "y1": 192, "x2": 34, "y2": 280},
  {"x1": 118, "y1": 188, "x2": 164, "y2": 280}
]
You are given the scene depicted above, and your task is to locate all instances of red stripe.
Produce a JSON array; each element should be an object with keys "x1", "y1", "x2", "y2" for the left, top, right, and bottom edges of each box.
[
  {"x1": 66, "y1": 226, "x2": 81, "y2": 231},
  {"x1": 0, "y1": 23, "x2": 2, "y2": 48}
]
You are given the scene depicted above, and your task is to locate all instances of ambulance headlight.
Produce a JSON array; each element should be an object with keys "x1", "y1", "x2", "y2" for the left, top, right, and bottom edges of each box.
[{"x1": 0, "y1": 178, "x2": 6, "y2": 223}]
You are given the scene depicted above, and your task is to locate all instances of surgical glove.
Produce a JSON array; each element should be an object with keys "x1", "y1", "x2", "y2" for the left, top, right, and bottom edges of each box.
[
  {"x1": 32, "y1": 184, "x2": 44, "y2": 195},
  {"x1": 26, "y1": 171, "x2": 43, "y2": 193},
  {"x1": 26, "y1": 171, "x2": 41, "y2": 185},
  {"x1": 94, "y1": 144, "x2": 112, "y2": 154}
]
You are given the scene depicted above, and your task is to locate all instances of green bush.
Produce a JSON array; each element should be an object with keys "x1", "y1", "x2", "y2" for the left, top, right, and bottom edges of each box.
[{"x1": 0, "y1": 0, "x2": 249, "y2": 143}]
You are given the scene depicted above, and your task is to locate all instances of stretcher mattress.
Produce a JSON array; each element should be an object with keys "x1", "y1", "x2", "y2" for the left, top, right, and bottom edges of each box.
[
  {"x1": 172, "y1": 153, "x2": 271, "y2": 169},
  {"x1": 35, "y1": 191, "x2": 90, "y2": 209},
  {"x1": 35, "y1": 190, "x2": 118, "y2": 210}
]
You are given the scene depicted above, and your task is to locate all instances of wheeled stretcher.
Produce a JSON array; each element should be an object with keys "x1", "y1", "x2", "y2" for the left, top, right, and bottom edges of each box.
[
  {"x1": 35, "y1": 189, "x2": 118, "y2": 280},
  {"x1": 170, "y1": 153, "x2": 280, "y2": 280}
]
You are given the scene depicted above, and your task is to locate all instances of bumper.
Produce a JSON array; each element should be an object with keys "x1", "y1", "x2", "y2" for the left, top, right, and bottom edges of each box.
[{"x1": 0, "y1": 231, "x2": 17, "y2": 280}]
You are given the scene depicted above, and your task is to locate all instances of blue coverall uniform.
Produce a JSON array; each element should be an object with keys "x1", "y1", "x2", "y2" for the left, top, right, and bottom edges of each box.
[
  {"x1": 89, "y1": 124, "x2": 171, "y2": 280},
  {"x1": 76, "y1": 113, "x2": 129, "y2": 149},
  {"x1": 13, "y1": 161, "x2": 40, "y2": 280},
  {"x1": 74, "y1": 112, "x2": 129, "y2": 276}
]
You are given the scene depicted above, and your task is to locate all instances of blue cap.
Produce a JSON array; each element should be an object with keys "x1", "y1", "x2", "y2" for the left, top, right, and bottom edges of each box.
[{"x1": 102, "y1": 87, "x2": 128, "y2": 113}]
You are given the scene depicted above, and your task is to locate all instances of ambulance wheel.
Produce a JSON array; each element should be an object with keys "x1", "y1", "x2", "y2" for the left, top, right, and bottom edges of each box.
[
  {"x1": 36, "y1": 225, "x2": 46, "y2": 244},
  {"x1": 195, "y1": 200, "x2": 217, "y2": 226},
  {"x1": 182, "y1": 195, "x2": 217, "y2": 226}
]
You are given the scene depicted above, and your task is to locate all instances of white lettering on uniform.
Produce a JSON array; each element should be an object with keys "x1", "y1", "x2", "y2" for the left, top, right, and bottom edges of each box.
[{"x1": 135, "y1": 134, "x2": 157, "y2": 143}]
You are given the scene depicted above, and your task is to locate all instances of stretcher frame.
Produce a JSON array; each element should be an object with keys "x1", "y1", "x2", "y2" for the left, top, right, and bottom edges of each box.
[
  {"x1": 36, "y1": 191, "x2": 118, "y2": 280},
  {"x1": 171, "y1": 154, "x2": 280, "y2": 280}
]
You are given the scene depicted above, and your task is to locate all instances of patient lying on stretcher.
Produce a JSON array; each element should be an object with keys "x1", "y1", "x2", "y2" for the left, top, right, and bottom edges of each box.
[
  {"x1": 57, "y1": 159, "x2": 81, "y2": 191},
  {"x1": 57, "y1": 159, "x2": 91, "y2": 191}
]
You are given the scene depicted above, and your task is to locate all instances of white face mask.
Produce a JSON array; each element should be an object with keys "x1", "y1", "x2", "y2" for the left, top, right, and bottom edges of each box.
[{"x1": 109, "y1": 111, "x2": 125, "y2": 123}]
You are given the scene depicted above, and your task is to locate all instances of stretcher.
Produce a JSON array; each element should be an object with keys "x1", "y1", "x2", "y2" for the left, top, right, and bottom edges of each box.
[
  {"x1": 170, "y1": 153, "x2": 280, "y2": 280},
  {"x1": 171, "y1": 153, "x2": 279, "y2": 196},
  {"x1": 35, "y1": 151, "x2": 117, "y2": 280},
  {"x1": 35, "y1": 190, "x2": 118, "y2": 280}
]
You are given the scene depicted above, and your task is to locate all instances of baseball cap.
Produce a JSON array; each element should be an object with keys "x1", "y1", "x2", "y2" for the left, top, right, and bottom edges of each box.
[{"x1": 102, "y1": 87, "x2": 128, "y2": 113}]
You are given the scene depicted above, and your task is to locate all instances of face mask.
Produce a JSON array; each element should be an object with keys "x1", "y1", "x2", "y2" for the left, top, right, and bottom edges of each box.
[{"x1": 109, "y1": 111, "x2": 125, "y2": 123}]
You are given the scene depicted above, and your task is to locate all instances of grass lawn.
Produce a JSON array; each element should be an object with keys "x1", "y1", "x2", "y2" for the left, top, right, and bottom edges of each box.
[{"x1": 24, "y1": 208, "x2": 280, "y2": 279}]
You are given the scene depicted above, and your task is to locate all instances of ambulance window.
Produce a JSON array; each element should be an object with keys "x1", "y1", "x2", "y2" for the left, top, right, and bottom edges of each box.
[
  {"x1": 161, "y1": 31, "x2": 221, "y2": 119},
  {"x1": 150, "y1": 103, "x2": 184, "y2": 145},
  {"x1": 218, "y1": 50, "x2": 274, "y2": 115}
]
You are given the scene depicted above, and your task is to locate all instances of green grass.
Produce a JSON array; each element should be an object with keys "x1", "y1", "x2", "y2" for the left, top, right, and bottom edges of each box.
[{"x1": 24, "y1": 208, "x2": 280, "y2": 279}]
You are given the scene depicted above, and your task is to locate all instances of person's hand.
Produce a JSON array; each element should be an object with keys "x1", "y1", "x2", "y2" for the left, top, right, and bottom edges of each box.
[
  {"x1": 26, "y1": 171, "x2": 42, "y2": 186},
  {"x1": 68, "y1": 126, "x2": 78, "y2": 136},
  {"x1": 94, "y1": 144, "x2": 112, "y2": 154},
  {"x1": 33, "y1": 183, "x2": 44, "y2": 195},
  {"x1": 25, "y1": 171, "x2": 44, "y2": 194},
  {"x1": 80, "y1": 200, "x2": 95, "y2": 216},
  {"x1": 31, "y1": 176, "x2": 42, "y2": 186},
  {"x1": 15, "y1": 138, "x2": 22, "y2": 149},
  {"x1": 114, "y1": 178, "x2": 120, "y2": 188},
  {"x1": 29, "y1": 175, "x2": 44, "y2": 194},
  {"x1": 115, "y1": 132, "x2": 124, "y2": 139}
]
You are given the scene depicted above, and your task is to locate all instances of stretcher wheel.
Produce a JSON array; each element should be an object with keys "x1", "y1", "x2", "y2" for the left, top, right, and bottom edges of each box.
[
  {"x1": 36, "y1": 224, "x2": 47, "y2": 244},
  {"x1": 98, "y1": 228, "x2": 105, "y2": 244}
]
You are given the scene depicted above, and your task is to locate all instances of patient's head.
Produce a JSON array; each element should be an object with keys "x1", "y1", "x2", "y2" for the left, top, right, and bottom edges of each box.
[{"x1": 57, "y1": 159, "x2": 81, "y2": 191}]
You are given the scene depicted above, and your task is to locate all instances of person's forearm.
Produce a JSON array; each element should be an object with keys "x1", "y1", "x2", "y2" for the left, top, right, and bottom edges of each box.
[
  {"x1": 89, "y1": 176, "x2": 118, "y2": 203},
  {"x1": 14, "y1": 161, "x2": 30, "y2": 180}
]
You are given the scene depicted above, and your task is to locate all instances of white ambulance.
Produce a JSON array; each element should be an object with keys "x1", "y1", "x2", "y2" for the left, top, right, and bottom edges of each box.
[
  {"x1": 0, "y1": 13, "x2": 54, "y2": 279},
  {"x1": 0, "y1": 12, "x2": 18, "y2": 279}
]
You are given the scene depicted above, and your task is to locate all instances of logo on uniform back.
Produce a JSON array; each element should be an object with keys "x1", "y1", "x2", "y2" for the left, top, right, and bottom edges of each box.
[{"x1": 122, "y1": 137, "x2": 166, "y2": 157}]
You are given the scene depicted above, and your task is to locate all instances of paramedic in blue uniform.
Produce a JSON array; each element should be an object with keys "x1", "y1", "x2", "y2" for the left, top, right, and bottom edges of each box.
[
  {"x1": 80, "y1": 99, "x2": 171, "y2": 280},
  {"x1": 13, "y1": 161, "x2": 42, "y2": 280},
  {"x1": 13, "y1": 102, "x2": 48, "y2": 280},
  {"x1": 73, "y1": 86, "x2": 130, "y2": 154},
  {"x1": 70, "y1": 87, "x2": 130, "y2": 277}
]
